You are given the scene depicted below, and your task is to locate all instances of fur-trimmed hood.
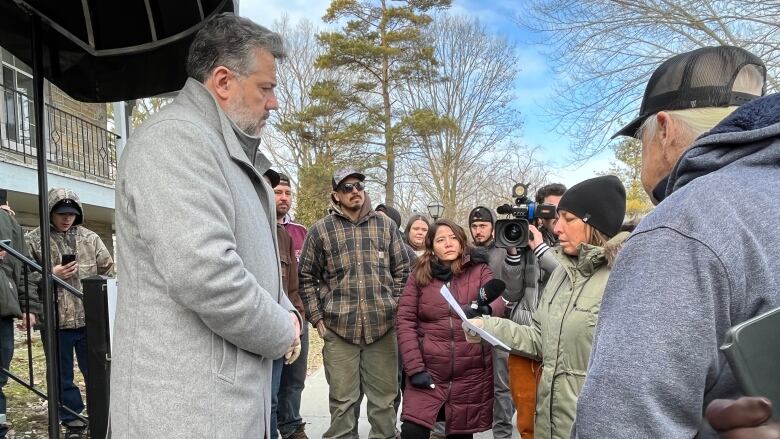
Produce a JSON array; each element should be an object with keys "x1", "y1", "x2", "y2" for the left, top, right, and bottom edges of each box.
[
  {"x1": 603, "y1": 231, "x2": 630, "y2": 268},
  {"x1": 560, "y1": 231, "x2": 630, "y2": 276}
]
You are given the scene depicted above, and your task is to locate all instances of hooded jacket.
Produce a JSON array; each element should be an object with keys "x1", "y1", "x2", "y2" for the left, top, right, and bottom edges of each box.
[
  {"x1": 573, "y1": 93, "x2": 780, "y2": 438},
  {"x1": 481, "y1": 232, "x2": 628, "y2": 439},
  {"x1": 26, "y1": 188, "x2": 114, "y2": 329},
  {"x1": 298, "y1": 192, "x2": 410, "y2": 344},
  {"x1": 397, "y1": 248, "x2": 505, "y2": 435}
]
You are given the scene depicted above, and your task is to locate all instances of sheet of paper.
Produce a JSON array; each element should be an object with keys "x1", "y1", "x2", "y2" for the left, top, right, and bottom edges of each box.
[{"x1": 439, "y1": 285, "x2": 511, "y2": 351}]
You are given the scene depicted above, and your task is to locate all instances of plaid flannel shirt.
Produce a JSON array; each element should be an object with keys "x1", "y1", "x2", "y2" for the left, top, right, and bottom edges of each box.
[{"x1": 298, "y1": 206, "x2": 410, "y2": 345}]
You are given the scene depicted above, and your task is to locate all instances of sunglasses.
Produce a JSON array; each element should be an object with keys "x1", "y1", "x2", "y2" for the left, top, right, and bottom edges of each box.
[{"x1": 338, "y1": 182, "x2": 365, "y2": 193}]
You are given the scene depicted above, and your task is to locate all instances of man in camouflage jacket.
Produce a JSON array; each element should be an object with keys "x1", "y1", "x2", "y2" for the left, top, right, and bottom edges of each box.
[{"x1": 26, "y1": 188, "x2": 114, "y2": 433}]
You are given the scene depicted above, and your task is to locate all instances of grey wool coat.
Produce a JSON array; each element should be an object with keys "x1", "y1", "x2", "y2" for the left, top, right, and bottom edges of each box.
[{"x1": 111, "y1": 78, "x2": 298, "y2": 438}]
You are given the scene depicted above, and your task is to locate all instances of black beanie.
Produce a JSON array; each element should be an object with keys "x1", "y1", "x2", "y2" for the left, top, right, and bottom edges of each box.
[
  {"x1": 376, "y1": 204, "x2": 402, "y2": 228},
  {"x1": 556, "y1": 175, "x2": 626, "y2": 238},
  {"x1": 468, "y1": 206, "x2": 495, "y2": 226}
]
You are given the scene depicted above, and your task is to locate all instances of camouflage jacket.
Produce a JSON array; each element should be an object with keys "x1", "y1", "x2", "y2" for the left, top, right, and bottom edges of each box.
[{"x1": 26, "y1": 188, "x2": 114, "y2": 329}]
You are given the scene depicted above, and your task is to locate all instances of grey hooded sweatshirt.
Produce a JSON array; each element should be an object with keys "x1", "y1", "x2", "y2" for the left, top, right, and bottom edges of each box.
[{"x1": 572, "y1": 93, "x2": 780, "y2": 438}]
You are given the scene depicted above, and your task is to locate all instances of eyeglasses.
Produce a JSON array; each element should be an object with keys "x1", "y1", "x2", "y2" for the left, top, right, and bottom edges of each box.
[{"x1": 338, "y1": 182, "x2": 365, "y2": 193}]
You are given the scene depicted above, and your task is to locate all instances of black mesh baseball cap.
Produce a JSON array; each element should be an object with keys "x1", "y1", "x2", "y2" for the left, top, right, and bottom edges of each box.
[{"x1": 613, "y1": 46, "x2": 766, "y2": 139}]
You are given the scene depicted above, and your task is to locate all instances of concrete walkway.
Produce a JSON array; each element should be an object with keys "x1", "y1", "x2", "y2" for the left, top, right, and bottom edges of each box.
[{"x1": 301, "y1": 367, "x2": 519, "y2": 438}]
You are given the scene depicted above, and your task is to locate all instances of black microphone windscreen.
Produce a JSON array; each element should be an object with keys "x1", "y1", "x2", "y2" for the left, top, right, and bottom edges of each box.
[
  {"x1": 477, "y1": 279, "x2": 506, "y2": 306},
  {"x1": 496, "y1": 204, "x2": 513, "y2": 215}
]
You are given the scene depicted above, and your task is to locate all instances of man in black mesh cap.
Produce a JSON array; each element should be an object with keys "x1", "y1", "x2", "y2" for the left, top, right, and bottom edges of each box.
[{"x1": 572, "y1": 46, "x2": 780, "y2": 437}]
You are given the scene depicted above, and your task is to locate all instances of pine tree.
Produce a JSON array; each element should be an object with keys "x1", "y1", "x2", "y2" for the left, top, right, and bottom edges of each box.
[
  {"x1": 315, "y1": 0, "x2": 451, "y2": 207},
  {"x1": 609, "y1": 138, "x2": 653, "y2": 215}
]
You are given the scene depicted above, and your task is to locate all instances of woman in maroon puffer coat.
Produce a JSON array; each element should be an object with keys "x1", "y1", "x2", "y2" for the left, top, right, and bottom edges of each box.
[{"x1": 397, "y1": 219, "x2": 504, "y2": 439}]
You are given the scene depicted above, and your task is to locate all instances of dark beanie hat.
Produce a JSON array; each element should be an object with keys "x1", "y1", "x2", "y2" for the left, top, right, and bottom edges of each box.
[
  {"x1": 557, "y1": 175, "x2": 626, "y2": 238},
  {"x1": 468, "y1": 206, "x2": 495, "y2": 226},
  {"x1": 376, "y1": 204, "x2": 402, "y2": 228},
  {"x1": 264, "y1": 169, "x2": 280, "y2": 188}
]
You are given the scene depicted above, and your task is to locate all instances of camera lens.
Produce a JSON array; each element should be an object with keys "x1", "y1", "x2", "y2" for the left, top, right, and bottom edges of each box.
[{"x1": 504, "y1": 223, "x2": 523, "y2": 242}]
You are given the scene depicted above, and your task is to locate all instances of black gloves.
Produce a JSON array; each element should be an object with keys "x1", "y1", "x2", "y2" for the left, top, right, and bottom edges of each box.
[
  {"x1": 409, "y1": 371, "x2": 435, "y2": 389},
  {"x1": 462, "y1": 304, "x2": 492, "y2": 319}
]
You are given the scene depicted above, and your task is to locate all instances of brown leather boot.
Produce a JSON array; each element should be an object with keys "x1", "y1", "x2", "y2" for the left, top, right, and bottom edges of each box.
[{"x1": 285, "y1": 423, "x2": 309, "y2": 439}]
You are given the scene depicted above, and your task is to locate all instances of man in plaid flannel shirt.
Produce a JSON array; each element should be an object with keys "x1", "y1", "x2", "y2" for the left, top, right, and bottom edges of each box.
[{"x1": 299, "y1": 167, "x2": 410, "y2": 439}]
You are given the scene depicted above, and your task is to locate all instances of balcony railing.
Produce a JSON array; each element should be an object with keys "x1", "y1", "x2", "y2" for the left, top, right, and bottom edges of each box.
[{"x1": 0, "y1": 83, "x2": 119, "y2": 181}]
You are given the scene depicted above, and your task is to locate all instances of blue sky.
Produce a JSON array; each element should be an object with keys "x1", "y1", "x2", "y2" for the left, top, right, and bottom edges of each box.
[{"x1": 241, "y1": 0, "x2": 615, "y2": 187}]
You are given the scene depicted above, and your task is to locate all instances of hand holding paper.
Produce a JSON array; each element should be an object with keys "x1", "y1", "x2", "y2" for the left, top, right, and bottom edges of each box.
[
  {"x1": 439, "y1": 285, "x2": 510, "y2": 351},
  {"x1": 463, "y1": 319, "x2": 484, "y2": 343}
]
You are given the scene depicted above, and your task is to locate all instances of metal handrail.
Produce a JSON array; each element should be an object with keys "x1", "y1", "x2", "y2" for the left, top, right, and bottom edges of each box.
[
  {"x1": 0, "y1": 82, "x2": 119, "y2": 181},
  {"x1": 0, "y1": 239, "x2": 83, "y2": 299},
  {"x1": 0, "y1": 240, "x2": 89, "y2": 426}
]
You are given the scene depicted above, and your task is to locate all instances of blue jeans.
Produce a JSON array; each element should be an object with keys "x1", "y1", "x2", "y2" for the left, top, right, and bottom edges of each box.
[
  {"x1": 0, "y1": 317, "x2": 15, "y2": 437},
  {"x1": 43, "y1": 327, "x2": 89, "y2": 423},
  {"x1": 277, "y1": 325, "x2": 308, "y2": 437},
  {"x1": 271, "y1": 357, "x2": 284, "y2": 439}
]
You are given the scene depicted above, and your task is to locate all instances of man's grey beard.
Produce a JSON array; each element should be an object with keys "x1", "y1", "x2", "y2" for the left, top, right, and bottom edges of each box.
[{"x1": 225, "y1": 99, "x2": 264, "y2": 137}]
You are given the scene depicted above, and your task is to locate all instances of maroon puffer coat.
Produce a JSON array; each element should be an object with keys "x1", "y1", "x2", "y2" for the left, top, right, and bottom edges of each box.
[{"x1": 397, "y1": 252, "x2": 504, "y2": 435}]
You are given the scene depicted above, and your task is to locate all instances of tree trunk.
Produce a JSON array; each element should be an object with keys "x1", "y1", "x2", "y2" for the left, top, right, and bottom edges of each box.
[{"x1": 381, "y1": 0, "x2": 395, "y2": 207}]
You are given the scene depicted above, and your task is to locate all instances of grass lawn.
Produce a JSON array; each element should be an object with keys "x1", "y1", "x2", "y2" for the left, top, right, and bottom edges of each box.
[
  {"x1": 5, "y1": 331, "x2": 83, "y2": 438},
  {"x1": 2, "y1": 329, "x2": 325, "y2": 438}
]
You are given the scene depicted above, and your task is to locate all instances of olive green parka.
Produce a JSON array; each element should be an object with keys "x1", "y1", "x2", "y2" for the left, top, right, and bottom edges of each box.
[{"x1": 481, "y1": 232, "x2": 629, "y2": 439}]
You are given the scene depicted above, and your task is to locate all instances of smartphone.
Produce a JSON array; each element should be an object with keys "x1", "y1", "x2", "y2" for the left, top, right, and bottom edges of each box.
[
  {"x1": 721, "y1": 306, "x2": 780, "y2": 420},
  {"x1": 61, "y1": 254, "x2": 77, "y2": 265}
]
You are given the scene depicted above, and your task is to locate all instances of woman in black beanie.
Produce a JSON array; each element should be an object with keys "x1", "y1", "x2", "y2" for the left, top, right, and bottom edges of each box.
[{"x1": 465, "y1": 175, "x2": 627, "y2": 439}]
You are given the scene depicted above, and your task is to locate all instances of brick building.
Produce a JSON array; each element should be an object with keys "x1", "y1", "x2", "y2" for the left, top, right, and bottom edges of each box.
[{"x1": 0, "y1": 45, "x2": 118, "y2": 255}]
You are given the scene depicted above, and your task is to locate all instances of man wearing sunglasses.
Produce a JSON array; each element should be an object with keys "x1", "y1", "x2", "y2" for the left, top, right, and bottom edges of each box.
[{"x1": 299, "y1": 167, "x2": 410, "y2": 439}]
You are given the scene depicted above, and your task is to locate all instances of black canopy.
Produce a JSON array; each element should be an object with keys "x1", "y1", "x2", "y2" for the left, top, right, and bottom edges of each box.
[{"x1": 0, "y1": 0, "x2": 236, "y2": 102}]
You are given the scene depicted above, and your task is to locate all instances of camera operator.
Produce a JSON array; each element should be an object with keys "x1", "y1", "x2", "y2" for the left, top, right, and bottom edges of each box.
[
  {"x1": 533, "y1": 183, "x2": 565, "y2": 246},
  {"x1": 494, "y1": 182, "x2": 563, "y2": 438},
  {"x1": 468, "y1": 206, "x2": 538, "y2": 439},
  {"x1": 527, "y1": 183, "x2": 565, "y2": 289}
]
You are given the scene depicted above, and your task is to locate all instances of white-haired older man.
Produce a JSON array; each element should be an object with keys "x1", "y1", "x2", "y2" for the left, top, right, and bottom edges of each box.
[{"x1": 573, "y1": 46, "x2": 779, "y2": 438}]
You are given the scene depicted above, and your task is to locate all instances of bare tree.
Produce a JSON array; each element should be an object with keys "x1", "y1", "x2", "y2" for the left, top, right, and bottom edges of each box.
[
  {"x1": 263, "y1": 16, "x2": 376, "y2": 225},
  {"x1": 398, "y1": 14, "x2": 534, "y2": 221},
  {"x1": 262, "y1": 16, "x2": 327, "y2": 183},
  {"x1": 520, "y1": 0, "x2": 780, "y2": 159}
]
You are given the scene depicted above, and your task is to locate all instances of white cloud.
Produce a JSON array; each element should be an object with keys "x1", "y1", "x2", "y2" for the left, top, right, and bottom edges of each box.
[
  {"x1": 239, "y1": 0, "x2": 332, "y2": 27},
  {"x1": 517, "y1": 47, "x2": 548, "y2": 77},
  {"x1": 546, "y1": 150, "x2": 615, "y2": 187},
  {"x1": 448, "y1": 2, "x2": 506, "y2": 29}
]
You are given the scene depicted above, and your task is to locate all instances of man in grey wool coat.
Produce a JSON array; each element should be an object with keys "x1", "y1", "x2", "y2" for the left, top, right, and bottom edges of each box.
[{"x1": 111, "y1": 13, "x2": 301, "y2": 438}]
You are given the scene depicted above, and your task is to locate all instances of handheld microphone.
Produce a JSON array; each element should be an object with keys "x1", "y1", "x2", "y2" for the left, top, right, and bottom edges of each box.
[{"x1": 477, "y1": 279, "x2": 506, "y2": 307}]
